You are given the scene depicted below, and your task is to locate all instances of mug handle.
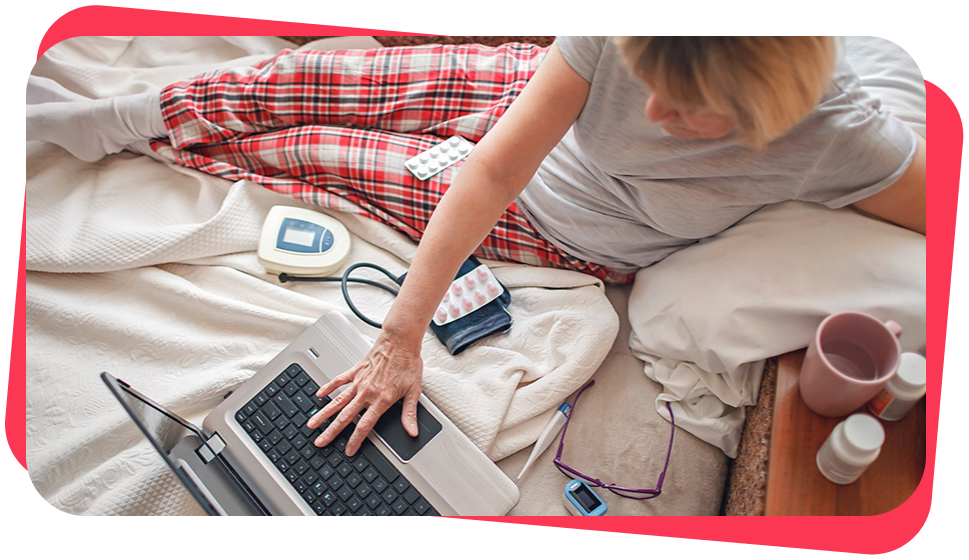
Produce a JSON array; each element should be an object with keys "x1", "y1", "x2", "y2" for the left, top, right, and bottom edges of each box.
[{"x1": 885, "y1": 320, "x2": 903, "y2": 338}]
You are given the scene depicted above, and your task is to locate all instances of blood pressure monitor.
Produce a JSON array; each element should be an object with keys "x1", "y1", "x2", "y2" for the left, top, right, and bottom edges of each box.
[
  {"x1": 563, "y1": 479, "x2": 608, "y2": 516},
  {"x1": 257, "y1": 206, "x2": 352, "y2": 276}
]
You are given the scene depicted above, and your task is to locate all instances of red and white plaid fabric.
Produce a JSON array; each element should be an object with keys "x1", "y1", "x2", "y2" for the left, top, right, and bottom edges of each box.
[{"x1": 152, "y1": 43, "x2": 634, "y2": 284}]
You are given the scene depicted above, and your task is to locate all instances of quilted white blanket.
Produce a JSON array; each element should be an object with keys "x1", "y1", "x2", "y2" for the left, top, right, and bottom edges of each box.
[{"x1": 25, "y1": 36, "x2": 619, "y2": 515}]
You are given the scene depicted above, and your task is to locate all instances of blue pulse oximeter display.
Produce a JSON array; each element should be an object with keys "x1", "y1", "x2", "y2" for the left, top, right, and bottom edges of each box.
[{"x1": 563, "y1": 479, "x2": 607, "y2": 516}]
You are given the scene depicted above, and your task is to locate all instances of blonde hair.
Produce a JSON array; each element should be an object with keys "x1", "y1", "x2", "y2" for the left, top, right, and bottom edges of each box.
[{"x1": 614, "y1": 36, "x2": 836, "y2": 150}]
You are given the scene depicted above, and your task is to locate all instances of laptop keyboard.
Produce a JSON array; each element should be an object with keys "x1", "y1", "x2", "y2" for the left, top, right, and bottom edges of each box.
[{"x1": 235, "y1": 363, "x2": 439, "y2": 516}]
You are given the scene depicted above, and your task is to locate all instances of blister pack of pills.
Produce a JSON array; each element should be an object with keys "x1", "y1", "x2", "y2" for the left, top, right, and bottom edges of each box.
[
  {"x1": 397, "y1": 256, "x2": 512, "y2": 355},
  {"x1": 405, "y1": 135, "x2": 474, "y2": 181},
  {"x1": 433, "y1": 264, "x2": 504, "y2": 326}
]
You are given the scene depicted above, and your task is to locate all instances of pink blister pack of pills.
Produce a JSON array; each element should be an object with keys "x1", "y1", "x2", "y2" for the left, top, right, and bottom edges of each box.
[
  {"x1": 405, "y1": 135, "x2": 474, "y2": 181},
  {"x1": 433, "y1": 264, "x2": 505, "y2": 326}
]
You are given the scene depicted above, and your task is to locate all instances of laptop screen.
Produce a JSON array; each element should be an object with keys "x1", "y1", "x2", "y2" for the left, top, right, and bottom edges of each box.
[
  {"x1": 102, "y1": 372, "x2": 272, "y2": 516},
  {"x1": 101, "y1": 372, "x2": 206, "y2": 449},
  {"x1": 116, "y1": 383, "x2": 198, "y2": 453},
  {"x1": 101, "y1": 372, "x2": 221, "y2": 515}
]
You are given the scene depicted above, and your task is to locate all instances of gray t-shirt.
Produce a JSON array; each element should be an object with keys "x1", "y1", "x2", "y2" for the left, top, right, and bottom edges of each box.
[{"x1": 516, "y1": 36, "x2": 919, "y2": 273}]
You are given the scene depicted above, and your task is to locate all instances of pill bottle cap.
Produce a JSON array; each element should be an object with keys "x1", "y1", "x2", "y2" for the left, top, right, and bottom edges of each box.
[
  {"x1": 893, "y1": 353, "x2": 927, "y2": 393},
  {"x1": 842, "y1": 414, "x2": 885, "y2": 455}
]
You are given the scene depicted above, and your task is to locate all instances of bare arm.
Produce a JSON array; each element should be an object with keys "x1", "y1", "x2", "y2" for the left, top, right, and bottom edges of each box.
[
  {"x1": 851, "y1": 136, "x2": 926, "y2": 235},
  {"x1": 307, "y1": 43, "x2": 592, "y2": 455}
]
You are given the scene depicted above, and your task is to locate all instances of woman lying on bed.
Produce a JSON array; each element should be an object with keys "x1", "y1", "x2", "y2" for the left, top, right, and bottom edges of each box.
[{"x1": 27, "y1": 36, "x2": 926, "y2": 457}]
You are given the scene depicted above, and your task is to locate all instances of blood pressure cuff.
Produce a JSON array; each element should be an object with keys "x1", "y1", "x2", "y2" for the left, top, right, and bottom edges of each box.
[{"x1": 397, "y1": 256, "x2": 512, "y2": 355}]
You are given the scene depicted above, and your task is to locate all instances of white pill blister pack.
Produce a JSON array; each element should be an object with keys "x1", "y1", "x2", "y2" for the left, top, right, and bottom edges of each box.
[
  {"x1": 433, "y1": 264, "x2": 505, "y2": 326},
  {"x1": 405, "y1": 135, "x2": 474, "y2": 181}
]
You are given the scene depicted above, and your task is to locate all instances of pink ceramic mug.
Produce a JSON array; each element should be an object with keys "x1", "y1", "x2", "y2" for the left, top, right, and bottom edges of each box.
[{"x1": 799, "y1": 312, "x2": 902, "y2": 417}]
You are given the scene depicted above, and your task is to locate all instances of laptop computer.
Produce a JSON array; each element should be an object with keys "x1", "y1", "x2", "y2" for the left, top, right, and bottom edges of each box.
[{"x1": 101, "y1": 310, "x2": 520, "y2": 516}]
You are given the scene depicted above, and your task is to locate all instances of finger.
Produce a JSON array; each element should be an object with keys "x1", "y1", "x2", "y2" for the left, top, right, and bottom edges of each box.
[
  {"x1": 314, "y1": 395, "x2": 367, "y2": 448},
  {"x1": 345, "y1": 403, "x2": 390, "y2": 457},
  {"x1": 401, "y1": 387, "x2": 421, "y2": 438},
  {"x1": 316, "y1": 371, "x2": 354, "y2": 398},
  {"x1": 306, "y1": 384, "x2": 356, "y2": 430}
]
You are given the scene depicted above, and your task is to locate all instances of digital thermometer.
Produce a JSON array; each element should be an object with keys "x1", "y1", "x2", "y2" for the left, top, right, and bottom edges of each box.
[{"x1": 257, "y1": 206, "x2": 352, "y2": 276}]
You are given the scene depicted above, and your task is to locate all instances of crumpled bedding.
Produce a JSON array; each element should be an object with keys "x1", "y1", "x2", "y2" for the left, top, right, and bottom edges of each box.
[{"x1": 25, "y1": 36, "x2": 620, "y2": 515}]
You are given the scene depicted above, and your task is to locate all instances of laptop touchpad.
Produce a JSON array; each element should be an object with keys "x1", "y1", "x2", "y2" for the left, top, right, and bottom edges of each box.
[{"x1": 372, "y1": 399, "x2": 442, "y2": 462}]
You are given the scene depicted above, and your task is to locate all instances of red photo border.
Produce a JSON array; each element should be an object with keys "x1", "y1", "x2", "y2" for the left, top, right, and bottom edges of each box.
[{"x1": 0, "y1": 6, "x2": 969, "y2": 554}]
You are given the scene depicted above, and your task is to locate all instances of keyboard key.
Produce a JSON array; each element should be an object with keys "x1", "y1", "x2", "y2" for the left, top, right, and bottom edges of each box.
[
  {"x1": 336, "y1": 461, "x2": 353, "y2": 478},
  {"x1": 391, "y1": 498, "x2": 409, "y2": 515},
  {"x1": 284, "y1": 381, "x2": 302, "y2": 397},
  {"x1": 309, "y1": 455, "x2": 326, "y2": 470},
  {"x1": 317, "y1": 464, "x2": 335, "y2": 481},
  {"x1": 381, "y1": 488, "x2": 399, "y2": 504},
  {"x1": 263, "y1": 402, "x2": 282, "y2": 421},
  {"x1": 282, "y1": 425, "x2": 299, "y2": 440},
  {"x1": 267, "y1": 430, "x2": 284, "y2": 446},
  {"x1": 355, "y1": 482, "x2": 373, "y2": 499},
  {"x1": 275, "y1": 439, "x2": 292, "y2": 457},
  {"x1": 277, "y1": 370, "x2": 292, "y2": 386},
  {"x1": 265, "y1": 381, "x2": 280, "y2": 396},
  {"x1": 337, "y1": 485, "x2": 354, "y2": 502},
  {"x1": 302, "y1": 471, "x2": 319, "y2": 486},
  {"x1": 372, "y1": 478, "x2": 389, "y2": 494},
  {"x1": 320, "y1": 491, "x2": 337, "y2": 507},
  {"x1": 359, "y1": 440, "x2": 400, "y2": 484},
  {"x1": 300, "y1": 444, "x2": 316, "y2": 461},
  {"x1": 364, "y1": 494, "x2": 381, "y2": 510},
  {"x1": 346, "y1": 496, "x2": 363, "y2": 513},
  {"x1": 250, "y1": 411, "x2": 271, "y2": 433},
  {"x1": 330, "y1": 502, "x2": 348, "y2": 516},
  {"x1": 412, "y1": 498, "x2": 433, "y2": 515},
  {"x1": 345, "y1": 472, "x2": 363, "y2": 488},
  {"x1": 286, "y1": 363, "x2": 303, "y2": 377},
  {"x1": 393, "y1": 479, "x2": 410, "y2": 494},
  {"x1": 294, "y1": 371, "x2": 312, "y2": 387},
  {"x1": 272, "y1": 393, "x2": 299, "y2": 418},
  {"x1": 361, "y1": 467, "x2": 379, "y2": 483},
  {"x1": 291, "y1": 393, "x2": 314, "y2": 413},
  {"x1": 374, "y1": 504, "x2": 392, "y2": 516},
  {"x1": 403, "y1": 487, "x2": 421, "y2": 505}
]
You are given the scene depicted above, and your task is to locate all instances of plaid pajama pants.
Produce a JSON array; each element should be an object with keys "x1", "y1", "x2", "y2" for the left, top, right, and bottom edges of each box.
[{"x1": 151, "y1": 43, "x2": 634, "y2": 284}]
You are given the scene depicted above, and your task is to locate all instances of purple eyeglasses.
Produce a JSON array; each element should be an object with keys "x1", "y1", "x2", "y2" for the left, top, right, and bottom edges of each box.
[{"x1": 553, "y1": 380, "x2": 675, "y2": 500}]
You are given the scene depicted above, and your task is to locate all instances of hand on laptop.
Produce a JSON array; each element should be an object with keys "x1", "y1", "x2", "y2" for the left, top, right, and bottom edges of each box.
[{"x1": 306, "y1": 331, "x2": 422, "y2": 456}]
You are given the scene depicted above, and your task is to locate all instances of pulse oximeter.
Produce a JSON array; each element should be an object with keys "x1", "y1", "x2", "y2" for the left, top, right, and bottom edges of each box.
[{"x1": 563, "y1": 479, "x2": 607, "y2": 516}]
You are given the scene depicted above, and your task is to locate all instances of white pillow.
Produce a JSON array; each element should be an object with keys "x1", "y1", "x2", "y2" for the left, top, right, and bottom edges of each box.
[{"x1": 627, "y1": 202, "x2": 925, "y2": 455}]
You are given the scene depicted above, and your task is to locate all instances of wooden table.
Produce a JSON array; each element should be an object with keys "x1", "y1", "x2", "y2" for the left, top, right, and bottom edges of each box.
[{"x1": 764, "y1": 351, "x2": 926, "y2": 515}]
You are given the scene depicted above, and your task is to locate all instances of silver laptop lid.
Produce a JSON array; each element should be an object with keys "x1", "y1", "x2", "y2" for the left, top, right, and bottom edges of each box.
[{"x1": 101, "y1": 372, "x2": 267, "y2": 516}]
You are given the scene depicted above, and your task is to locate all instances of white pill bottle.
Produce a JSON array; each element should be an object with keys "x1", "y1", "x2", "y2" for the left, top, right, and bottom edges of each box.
[
  {"x1": 816, "y1": 413, "x2": 885, "y2": 485},
  {"x1": 868, "y1": 352, "x2": 927, "y2": 421}
]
